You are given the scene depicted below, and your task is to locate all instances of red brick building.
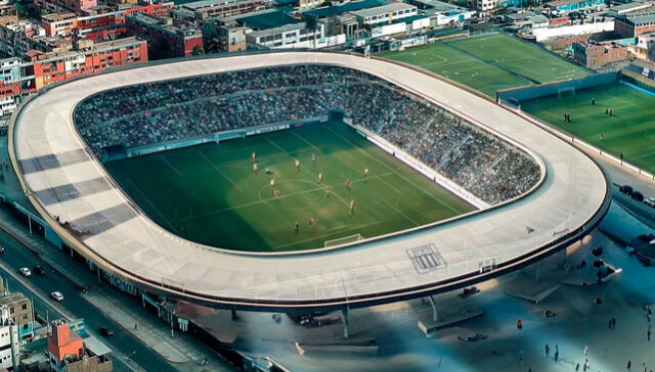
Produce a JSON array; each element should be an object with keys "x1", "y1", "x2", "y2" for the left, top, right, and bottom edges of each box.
[
  {"x1": 126, "y1": 12, "x2": 203, "y2": 58},
  {"x1": 615, "y1": 11, "x2": 655, "y2": 38},
  {"x1": 572, "y1": 41, "x2": 630, "y2": 68}
]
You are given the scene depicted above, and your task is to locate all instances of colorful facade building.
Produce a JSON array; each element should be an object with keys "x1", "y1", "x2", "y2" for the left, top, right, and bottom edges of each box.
[
  {"x1": 40, "y1": 3, "x2": 173, "y2": 41},
  {"x1": 126, "y1": 12, "x2": 203, "y2": 58},
  {"x1": 24, "y1": 37, "x2": 148, "y2": 90}
]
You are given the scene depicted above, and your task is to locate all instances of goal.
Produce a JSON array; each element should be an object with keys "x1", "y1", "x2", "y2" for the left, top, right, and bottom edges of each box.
[{"x1": 324, "y1": 233, "x2": 365, "y2": 247}]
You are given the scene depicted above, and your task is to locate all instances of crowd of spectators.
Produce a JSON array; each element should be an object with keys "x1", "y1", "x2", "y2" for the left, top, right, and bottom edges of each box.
[{"x1": 74, "y1": 65, "x2": 540, "y2": 204}]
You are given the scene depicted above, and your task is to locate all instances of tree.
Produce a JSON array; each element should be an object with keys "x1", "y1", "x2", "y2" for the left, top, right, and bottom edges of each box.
[{"x1": 191, "y1": 45, "x2": 205, "y2": 56}]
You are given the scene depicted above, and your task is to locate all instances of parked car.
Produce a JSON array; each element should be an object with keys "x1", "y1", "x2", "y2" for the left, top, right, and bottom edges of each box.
[
  {"x1": 50, "y1": 291, "x2": 64, "y2": 301},
  {"x1": 644, "y1": 197, "x2": 655, "y2": 208},
  {"x1": 99, "y1": 327, "x2": 114, "y2": 337},
  {"x1": 33, "y1": 266, "x2": 46, "y2": 276},
  {"x1": 632, "y1": 191, "x2": 644, "y2": 202},
  {"x1": 19, "y1": 267, "x2": 31, "y2": 277},
  {"x1": 619, "y1": 184, "x2": 633, "y2": 195}
]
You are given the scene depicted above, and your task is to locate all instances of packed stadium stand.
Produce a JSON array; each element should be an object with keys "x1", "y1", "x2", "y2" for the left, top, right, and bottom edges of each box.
[
  {"x1": 10, "y1": 52, "x2": 610, "y2": 310},
  {"x1": 74, "y1": 65, "x2": 540, "y2": 205}
]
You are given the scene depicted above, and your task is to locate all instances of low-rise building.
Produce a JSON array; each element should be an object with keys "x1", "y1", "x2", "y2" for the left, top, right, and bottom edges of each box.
[
  {"x1": 476, "y1": 0, "x2": 497, "y2": 13},
  {"x1": 34, "y1": 0, "x2": 98, "y2": 14},
  {"x1": 504, "y1": 12, "x2": 549, "y2": 28},
  {"x1": 24, "y1": 37, "x2": 147, "y2": 90},
  {"x1": 41, "y1": 12, "x2": 78, "y2": 38},
  {"x1": 75, "y1": 2, "x2": 173, "y2": 41},
  {"x1": 0, "y1": 292, "x2": 34, "y2": 341},
  {"x1": 48, "y1": 319, "x2": 112, "y2": 372},
  {"x1": 0, "y1": 306, "x2": 20, "y2": 371},
  {"x1": 0, "y1": 20, "x2": 52, "y2": 58},
  {"x1": 350, "y1": 3, "x2": 418, "y2": 26},
  {"x1": 615, "y1": 11, "x2": 655, "y2": 37},
  {"x1": 126, "y1": 12, "x2": 203, "y2": 58},
  {"x1": 217, "y1": 8, "x2": 345, "y2": 49},
  {"x1": 172, "y1": 0, "x2": 267, "y2": 26},
  {"x1": 608, "y1": 1, "x2": 655, "y2": 16},
  {"x1": 406, "y1": 0, "x2": 474, "y2": 26},
  {"x1": 572, "y1": 41, "x2": 630, "y2": 68},
  {"x1": 0, "y1": 58, "x2": 21, "y2": 117},
  {"x1": 544, "y1": 0, "x2": 605, "y2": 14}
]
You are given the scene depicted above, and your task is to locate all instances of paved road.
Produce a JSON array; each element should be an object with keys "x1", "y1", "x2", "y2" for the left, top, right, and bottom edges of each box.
[{"x1": 0, "y1": 229, "x2": 182, "y2": 372}]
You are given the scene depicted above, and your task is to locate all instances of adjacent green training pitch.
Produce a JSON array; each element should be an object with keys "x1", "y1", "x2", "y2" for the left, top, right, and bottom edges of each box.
[
  {"x1": 379, "y1": 33, "x2": 591, "y2": 97},
  {"x1": 521, "y1": 83, "x2": 655, "y2": 174},
  {"x1": 105, "y1": 122, "x2": 474, "y2": 252}
]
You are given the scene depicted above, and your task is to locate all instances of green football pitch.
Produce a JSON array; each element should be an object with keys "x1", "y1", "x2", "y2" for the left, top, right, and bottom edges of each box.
[
  {"x1": 379, "y1": 33, "x2": 591, "y2": 97},
  {"x1": 105, "y1": 122, "x2": 474, "y2": 252},
  {"x1": 521, "y1": 83, "x2": 655, "y2": 174}
]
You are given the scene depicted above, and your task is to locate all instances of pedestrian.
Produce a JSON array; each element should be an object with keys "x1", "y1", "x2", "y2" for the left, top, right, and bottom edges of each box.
[
  {"x1": 628, "y1": 360, "x2": 632, "y2": 371},
  {"x1": 555, "y1": 350, "x2": 559, "y2": 362},
  {"x1": 609, "y1": 318, "x2": 613, "y2": 329},
  {"x1": 576, "y1": 363, "x2": 580, "y2": 371},
  {"x1": 606, "y1": 108, "x2": 609, "y2": 115},
  {"x1": 545, "y1": 344, "x2": 550, "y2": 357},
  {"x1": 610, "y1": 108, "x2": 613, "y2": 116},
  {"x1": 591, "y1": 97, "x2": 595, "y2": 105},
  {"x1": 648, "y1": 328, "x2": 651, "y2": 342},
  {"x1": 584, "y1": 358, "x2": 589, "y2": 372},
  {"x1": 583, "y1": 345, "x2": 588, "y2": 356},
  {"x1": 612, "y1": 316, "x2": 616, "y2": 329},
  {"x1": 134, "y1": 323, "x2": 138, "y2": 331}
]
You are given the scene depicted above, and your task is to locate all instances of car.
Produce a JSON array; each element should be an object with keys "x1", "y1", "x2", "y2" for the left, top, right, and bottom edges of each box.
[
  {"x1": 619, "y1": 184, "x2": 633, "y2": 195},
  {"x1": 33, "y1": 266, "x2": 46, "y2": 276},
  {"x1": 99, "y1": 327, "x2": 114, "y2": 337},
  {"x1": 644, "y1": 197, "x2": 655, "y2": 208},
  {"x1": 50, "y1": 291, "x2": 64, "y2": 301},
  {"x1": 632, "y1": 191, "x2": 644, "y2": 202},
  {"x1": 19, "y1": 267, "x2": 31, "y2": 277}
]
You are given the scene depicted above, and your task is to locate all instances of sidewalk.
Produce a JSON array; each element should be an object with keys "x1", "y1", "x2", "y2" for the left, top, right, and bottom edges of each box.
[
  {"x1": 0, "y1": 206, "x2": 234, "y2": 372},
  {"x1": 83, "y1": 288, "x2": 201, "y2": 365}
]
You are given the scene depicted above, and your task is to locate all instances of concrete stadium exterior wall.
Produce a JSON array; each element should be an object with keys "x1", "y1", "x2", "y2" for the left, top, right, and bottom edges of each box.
[{"x1": 9, "y1": 51, "x2": 610, "y2": 311}]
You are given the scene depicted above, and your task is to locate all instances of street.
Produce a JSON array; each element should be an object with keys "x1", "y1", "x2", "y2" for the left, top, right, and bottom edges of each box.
[{"x1": 0, "y1": 228, "x2": 185, "y2": 372}]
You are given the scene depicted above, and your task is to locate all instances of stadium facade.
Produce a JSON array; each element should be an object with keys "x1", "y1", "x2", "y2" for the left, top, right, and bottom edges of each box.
[{"x1": 9, "y1": 52, "x2": 611, "y2": 312}]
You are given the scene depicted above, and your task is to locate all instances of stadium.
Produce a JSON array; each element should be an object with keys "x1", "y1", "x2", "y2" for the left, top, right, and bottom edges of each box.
[{"x1": 8, "y1": 51, "x2": 611, "y2": 312}]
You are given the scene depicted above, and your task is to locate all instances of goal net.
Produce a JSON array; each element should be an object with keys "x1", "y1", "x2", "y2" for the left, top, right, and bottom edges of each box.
[
  {"x1": 324, "y1": 233, "x2": 365, "y2": 247},
  {"x1": 557, "y1": 87, "x2": 576, "y2": 99}
]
